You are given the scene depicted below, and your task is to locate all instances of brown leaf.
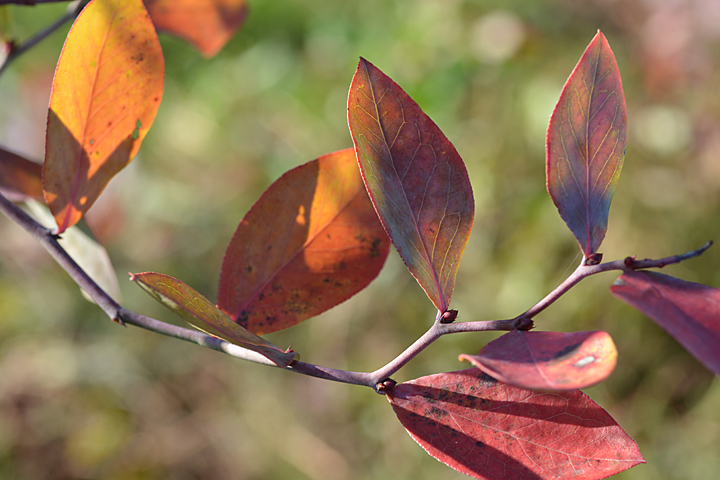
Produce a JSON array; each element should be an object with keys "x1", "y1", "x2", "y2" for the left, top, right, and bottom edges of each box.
[
  {"x1": 0, "y1": 146, "x2": 43, "y2": 202},
  {"x1": 217, "y1": 149, "x2": 390, "y2": 334}
]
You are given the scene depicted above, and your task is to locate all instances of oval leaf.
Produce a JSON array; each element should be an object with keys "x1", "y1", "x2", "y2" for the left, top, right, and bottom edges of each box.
[
  {"x1": 0, "y1": 146, "x2": 43, "y2": 202},
  {"x1": 610, "y1": 270, "x2": 720, "y2": 375},
  {"x1": 459, "y1": 330, "x2": 617, "y2": 391},
  {"x1": 131, "y1": 272, "x2": 295, "y2": 367},
  {"x1": 217, "y1": 148, "x2": 390, "y2": 334},
  {"x1": 145, "y1": 0, "x2": 248, "y2": 58},
  {"x1": 388, "y1": 368, "x2": 644, "y2": 480},
  {"x1": 44, "y1": 0, "x2": 164, "y2": 233},
  {"x1": 348, "y1": 58, "x2": 474, "y2": 312},
  {"x1": 546, "y1": 31, "x2": 627, "y2": 258}
]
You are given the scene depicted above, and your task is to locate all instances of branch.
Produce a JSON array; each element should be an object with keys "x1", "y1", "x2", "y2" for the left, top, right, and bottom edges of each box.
[
  {"x1": 0, "y1": 0, "x2": 88, "y2": 77},
  {"x1": 1, "y1": 187, "x2": 713, "y2": 393}
]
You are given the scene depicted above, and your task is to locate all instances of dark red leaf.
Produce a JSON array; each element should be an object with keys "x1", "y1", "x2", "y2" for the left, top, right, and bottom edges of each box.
[
  {"x1": 0, "y1": 146, "x2": 43, "y2": 202},
  {"x1": 459, "y1": 330, "x2": 617, "y2": 391},
  {"x1": 217, "y1": 149, "x2": 390, "y2": 334},
  {"x1": 347, "y1": 58, "x2": 474, "y2": 313},
  {"x1": 610, "y1": 270, "x2": 720, "y2": 375},
  {"x1": 388, "y1": 368, "x2": 644, "y2": 480},
  {"x1": 546, "y1": 31, "x2": 627, "y2": 258}
]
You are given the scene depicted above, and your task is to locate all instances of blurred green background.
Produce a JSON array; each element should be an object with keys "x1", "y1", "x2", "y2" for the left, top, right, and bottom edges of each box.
[{"x1": 1, "y1": 0, "x2": 719, "y2": 479}]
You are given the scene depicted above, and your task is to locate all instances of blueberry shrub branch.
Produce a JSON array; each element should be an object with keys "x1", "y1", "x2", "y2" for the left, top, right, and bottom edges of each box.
[{"x1": 0, "y1": 189, "x2": 710, "y2": 392}]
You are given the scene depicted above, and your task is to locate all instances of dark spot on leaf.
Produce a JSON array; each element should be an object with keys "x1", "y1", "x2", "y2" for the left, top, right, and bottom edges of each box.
[
  {"x1": 323, "y1": 278, "x2": 330, "y2": 283},
  {"x1": 369, "y1": 238, "x2": 382, "y2": 258},
  {"x1": 237, "y1": 311, "x2": 249, "y2": 325},
  {"x1": 553, "y1": 343, "x2": 581, "y2": 360},
  {"x1": 245, "y1": 265, "x2": 253, "y2": 273}
]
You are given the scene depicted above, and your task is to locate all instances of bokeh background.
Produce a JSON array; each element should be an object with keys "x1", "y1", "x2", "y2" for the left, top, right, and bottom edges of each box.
[{"x1": 1, "y1": 0, "x2": 719, "y2": 479}]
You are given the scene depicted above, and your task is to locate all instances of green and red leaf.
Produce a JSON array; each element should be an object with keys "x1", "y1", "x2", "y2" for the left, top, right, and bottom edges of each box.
[
  {"x1": 0, "y1": 146, "x2": 43, "y2": 202},
  {"x1": 144, "y1": 0, "x2": 247, "y2": 58},
  {"x1": 131, "y1": 272, "x2": 295, "y2": 367},
  {"x1": 388, "y1": 368, "x2": 644, "y2": 480},
  {"x1": 348, "y1": 58, "x2": 474, "y2": 312},
  {"x1": 546, "y1": 31, "x2": 627, "y2": 259},
  {"x1": 610, "y1": 270, "x2": 720, "y2": 375},
  {"x1": 43, "y1": 0, "x2": 164, "y2": 233},
  {"x1": 217, "y1": 148, "x2": 390, "y2": 334},
  {"x1": 459, "y1": 330, "x2": 617, "y2": 391}
]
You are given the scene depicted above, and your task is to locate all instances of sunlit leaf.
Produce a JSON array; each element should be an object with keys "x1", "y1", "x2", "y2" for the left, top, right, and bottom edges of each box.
[
  {"x1": 43, "y1": 0, "x2": 164, "y2": 233},
  {"x1": 388, "y1": 368, "x2": 644, "y2": 480},
  {"x1": 131, "y1": 272, "x2": 296, "y2": 367},
  {"x1": 0, "y1": 146, "x2": 43, "y2": 202},
  {"x1": 217, "y1": 148, "x2": 390, "y2": 334},
  {"x1": 610, "y1": 270, "x2": 720, "y2": 375},
  {"x1": 546, "y1": 31, "x2": 627, "y2": 259},
  {"x1": 145, "y1": 0, "x2": 247, "y2": 58},
  {"x1": 459, "y1": 330, "x2": 617, "y2": 391},
  {"x1": 348, "y1": 58, "x2": 474, "y2": 312}
]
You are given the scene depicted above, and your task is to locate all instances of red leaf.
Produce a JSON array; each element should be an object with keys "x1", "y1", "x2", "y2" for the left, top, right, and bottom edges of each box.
[
  {"x1": 347, "y1": 58, "x2": 474, "y2": 312},
  {"x1": 388, "y1": 368, "x2": 644, "y2": 480},
  {"x1": 217, "y1": 149, "x2": 390, "y2": 334},
  {"x1": 459, "y1": 330, "x2": 617, "y2": 391},
  {"x1": 0, "y1": 146, "x2": 43, "y2": 202},
  {"x1": 546, "y1": 31, "x2": 627, "y2": 258},
  {"x1": 131, "y1": 272, "x2": 296, "y2": 367},
  {"x1": 43, "y1": 0, "x2": 164, "y2": 233},
  {"x1": 610, "y1": 270, "x2": 720, "y2": 375},
  {"x1": 144, "y1": 0, "x2": 247, "y2": 58}
]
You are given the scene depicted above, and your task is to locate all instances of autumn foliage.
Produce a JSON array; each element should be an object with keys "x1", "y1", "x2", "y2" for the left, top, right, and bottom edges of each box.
[{"x1": 0, "y1": 1, "x2": 718, "y2": 479}]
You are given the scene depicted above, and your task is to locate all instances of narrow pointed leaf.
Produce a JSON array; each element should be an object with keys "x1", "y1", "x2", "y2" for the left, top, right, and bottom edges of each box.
[
  {"x1": 348, "y1": 58, "x2": 474, "y2": 312},
  {"x1": 131, "y1": 272, "x2": 295, "y2": 367},
  {"x1": 217, "y1": 149, "x2": 390, "y2": 334},
  {"x1": 459, "y1": 330, "x2": 617, "y2": 391},
  {"x1": 44, "y1": 0, "x2": 164, "y2": 233},
  {"x1": 610, "y1": 270, "x2": 720, "y2": 375},
  {"x1": 546, "y1": 31, "x2": 627, "y2": 257},
  {"x1": 145, "y1": 0, "x2": 248, "y2": 58},
  {"x1": 0, "y1": 146, "x2": 43, "y2": 202},
  {"x1": 388, "y1": 368, "x2": 644, "y2": 480}
]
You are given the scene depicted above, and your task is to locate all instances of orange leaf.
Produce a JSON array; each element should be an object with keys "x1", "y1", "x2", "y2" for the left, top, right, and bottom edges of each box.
[
  {"x1": 217, "y1": 149, "x2": 390, "y2": 334},
  {"x1": 43, "y1": 0, "x2": 164, "y2": 233},
  {"x1": 0, "y1": 146, "x2": 43, "y2": 202},
  {"x1": 145, "y1": 0, "x2": 248, "y2": 58}
]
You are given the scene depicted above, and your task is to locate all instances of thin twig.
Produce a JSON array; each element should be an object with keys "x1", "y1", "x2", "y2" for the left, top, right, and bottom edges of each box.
[
  {"x1": 1, "y1": 188, "x2": 713, "y2": 392},
  {"x1": 0, "y1": 0, "x2": 87, "y2": 77}
]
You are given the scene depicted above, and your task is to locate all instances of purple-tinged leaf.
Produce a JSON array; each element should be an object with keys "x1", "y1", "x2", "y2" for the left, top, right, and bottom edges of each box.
[
  {"x1": 388, "y1": 368, "x2": 644, "y2": 480},
  {"x1": 610, "y1": 270, "x2": 720, "y2": 375},
  {"x1": 459, "y1": 330, "x2": 617, "y2": 391},
  {"x1": 546, "y1": 31, "x2": 627, "y2": 258},
  {"x1": 347, "y1": 58, "x2": 474, "y2": 313}
]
